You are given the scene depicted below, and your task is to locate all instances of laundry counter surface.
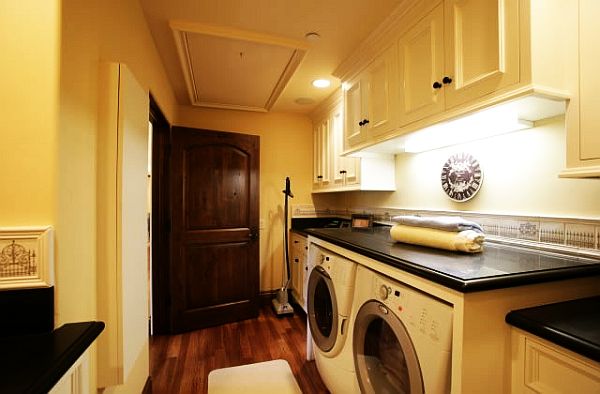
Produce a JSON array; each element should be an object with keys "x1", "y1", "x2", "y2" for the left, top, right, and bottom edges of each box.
[
  {"x1": 303, "y1": 226, "x2": 600, "y2": 292},
  {"x1": 0, "y1": 321, "x2": 104, "y2": 394},
  {"x1": 506, "y1": 296, "x2": 600, "y2": 363}
]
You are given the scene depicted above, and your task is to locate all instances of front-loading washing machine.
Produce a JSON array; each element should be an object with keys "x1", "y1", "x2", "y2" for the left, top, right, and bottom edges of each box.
[
  {"x1": 307, "y1": 243, "x2": 359, "y2": 393},
  {"x1": 352, "y1": 265, "x2": 453, "y2": 393}
]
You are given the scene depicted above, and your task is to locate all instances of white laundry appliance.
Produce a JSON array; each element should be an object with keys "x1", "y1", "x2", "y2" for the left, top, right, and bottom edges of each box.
[
  {"x1": 351, "y1": 265, "x2": 453, "y2": 393},
  {"x1": 307, "y1": 243, "x2": 359, "y2": 393}
]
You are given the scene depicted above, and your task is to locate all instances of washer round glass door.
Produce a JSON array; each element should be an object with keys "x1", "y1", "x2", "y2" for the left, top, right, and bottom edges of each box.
[
  {"x1": 307, "y1": 265, "x2": 338, "y2": 352},
  {"x1": 353, "y1": 300, "x2": 424, "y2": 394}
]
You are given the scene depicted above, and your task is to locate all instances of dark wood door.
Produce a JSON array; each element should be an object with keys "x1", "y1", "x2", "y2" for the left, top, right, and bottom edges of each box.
[{"x1": 170, "y1": 126, "x2": 260, "y2": 333}]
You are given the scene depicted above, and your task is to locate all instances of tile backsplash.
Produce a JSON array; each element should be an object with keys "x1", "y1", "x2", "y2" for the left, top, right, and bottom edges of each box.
[{"x1": 292, "y1": 205, "x2": 600, "y2": 256}]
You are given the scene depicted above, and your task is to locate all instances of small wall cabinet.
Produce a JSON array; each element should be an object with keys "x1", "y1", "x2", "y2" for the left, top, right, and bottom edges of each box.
[
  {"x1": 397, "y1": 0, "x2": 518, "y2": 126},
  {"x1": 289, "y1": 232, "x2": 308, "y2": 312},
  {"x1": 511, "y1": 328, "x2": 600, "y2": 393},
  {"x1": 561, "y1": 0, "x2": 600, "y2": 177},
  {"x1": 344, "y1": 44, "x2": 398, "y2": 149},
  {"x1": 312, "y1": 91, "x2": 396, "y2": 193}
]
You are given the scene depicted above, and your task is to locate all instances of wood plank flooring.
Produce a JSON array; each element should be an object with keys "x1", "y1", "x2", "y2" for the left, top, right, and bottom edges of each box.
[{"x1": 150, "y1": 304, "x2": 329, "y2": 393}]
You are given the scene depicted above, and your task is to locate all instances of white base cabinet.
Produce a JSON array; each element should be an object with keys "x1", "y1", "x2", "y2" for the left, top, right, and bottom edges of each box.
[
  {"x1": 289, "y1": 232, "x2": 308, "y2": 312},
  {"x1": 511, "y1": 329, "x2": 600, "y2": 393},
  {"x1": 49, "y1": 352, "x2": 90, "y2": 394}
]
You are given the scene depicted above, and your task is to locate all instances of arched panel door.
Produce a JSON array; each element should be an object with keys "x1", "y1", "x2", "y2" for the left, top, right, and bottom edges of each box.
[
  {"x1": 353, "y1": 300, "x2": 424, "y2": 394},
  {"x1": 169, "y1": 127, "x2": 259, "y2": 333}
]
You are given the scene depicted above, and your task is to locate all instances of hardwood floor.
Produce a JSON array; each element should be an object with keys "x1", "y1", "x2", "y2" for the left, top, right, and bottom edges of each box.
[{"x1": 150, "y1": 304, "x2": 329, "y2": 393}]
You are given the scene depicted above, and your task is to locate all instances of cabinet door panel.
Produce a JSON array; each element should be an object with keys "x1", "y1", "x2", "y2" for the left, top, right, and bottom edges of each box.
[
  {"x1": 398, "y1": 5, "x2": 445, "y2": 126},
  {"x1": 313, "y1": 119, "x2": 331, "y2": 187},
  {"x1": 444, "y1": 0, "x2": 519, "y2": 108},
  {"x1": 344, "y1": 79, "x2": 368, "y2": 148},
  {"x1": 332, "y1": 104, "x2": 359, "y2": 186},
  {"x1": 367, "y1": 45, "x2": 398, "y2": 138},
  {"x1": 579, "y1": 0, "x2": 600, "y2": 161}
]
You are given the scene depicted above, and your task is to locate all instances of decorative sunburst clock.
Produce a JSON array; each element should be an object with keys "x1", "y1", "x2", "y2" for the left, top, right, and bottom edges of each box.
[{"x1": 441, "y1": 153, "x2": 483, "y2": 202}]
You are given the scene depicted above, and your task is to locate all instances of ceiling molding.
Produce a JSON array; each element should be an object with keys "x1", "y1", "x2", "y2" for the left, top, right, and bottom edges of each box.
[
  {"x1": 333, "y1": 0, "x2": 438, "y2": 81},
  {"x1": 170, "y1": 20, "x2": 309, "y2": 111}
]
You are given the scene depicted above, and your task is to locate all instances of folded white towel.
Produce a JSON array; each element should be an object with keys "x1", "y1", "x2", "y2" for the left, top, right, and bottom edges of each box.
[
  {"x1": 390, "y1": 224, "x2": 485, "y2": 253},
  {"x1": 391, "y1": 215, "x2": 484, "y2": 233}
]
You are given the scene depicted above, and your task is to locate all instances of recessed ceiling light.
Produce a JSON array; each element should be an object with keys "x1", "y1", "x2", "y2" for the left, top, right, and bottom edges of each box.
[
  {"x1": 295, "y1": 97, "x2": 315, "y2": 105},
  {"x1": 312, "y1": 79, "x2": 331, "y2": 89},
  {"x1": 304, "y1": 32, "x2": 321, "y2": 41}
]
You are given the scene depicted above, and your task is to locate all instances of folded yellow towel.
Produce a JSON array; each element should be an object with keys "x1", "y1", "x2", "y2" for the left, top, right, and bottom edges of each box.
[{"x1": 390, "y1": 224, "x2": 485, "y2": 253}]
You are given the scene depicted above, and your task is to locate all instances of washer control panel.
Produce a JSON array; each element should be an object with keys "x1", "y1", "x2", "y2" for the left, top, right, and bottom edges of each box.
[{"x1": 373, "y1": 275, "x2": 453, "y2": 352}]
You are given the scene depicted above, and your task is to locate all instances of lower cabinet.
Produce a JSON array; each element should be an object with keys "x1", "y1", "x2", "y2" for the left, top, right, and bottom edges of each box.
[
  {"x1": 49, "y1": 351, "x2": 90, "y2": 394},
  {"x1": 289, "y1": 232, "x2": 308, "y2": 312},
  {"x1": 511, "y1": 329, "x2": 600, "y2": 393}
]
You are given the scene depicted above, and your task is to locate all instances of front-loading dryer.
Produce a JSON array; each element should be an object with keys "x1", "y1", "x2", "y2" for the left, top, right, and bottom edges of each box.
[
  {"x1": 352, "y1": 265, "x2": 453, "y2": 393},
  {"x1": 307, "y1": 243, "x2": 359, "y2": 393}
]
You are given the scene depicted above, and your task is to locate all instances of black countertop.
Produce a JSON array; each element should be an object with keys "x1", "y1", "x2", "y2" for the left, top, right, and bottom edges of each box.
[
  {"x1": 506, "y1": 297, "x2": 600, "y2": 363},
  {"x1": 303, "y1": 226, "x2": 600, "y2": 292},
  {"x1": 0, "y1": 321, "x2": 105, "y2": 394}
]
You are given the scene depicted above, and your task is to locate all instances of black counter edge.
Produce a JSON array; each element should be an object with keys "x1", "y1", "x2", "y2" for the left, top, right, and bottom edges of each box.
[
  {"x1": 305, "y1": 230, "x2": 600, "y2": 293},
  {"x1": 29, "y1": 321, "x2": 105, "y2": 394},
  {"x1": 505, "y1": 312, "x2": 600, "y2": 363}
]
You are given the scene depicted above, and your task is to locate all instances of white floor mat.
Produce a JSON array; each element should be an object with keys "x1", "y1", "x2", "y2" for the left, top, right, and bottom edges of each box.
[{"x1": 207, "y1": 359, "x2": 302, "y2": 394}]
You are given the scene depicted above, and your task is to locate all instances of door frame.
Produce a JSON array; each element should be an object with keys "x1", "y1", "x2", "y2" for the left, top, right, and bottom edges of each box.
[{"x1": 149, "y1": 96, "x2": 171, "y2": 335}]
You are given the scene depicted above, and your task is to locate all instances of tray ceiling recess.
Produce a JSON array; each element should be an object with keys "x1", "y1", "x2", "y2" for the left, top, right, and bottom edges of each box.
[{"x1": 170, "y1": 21, "x2": 309, "y2": 112}]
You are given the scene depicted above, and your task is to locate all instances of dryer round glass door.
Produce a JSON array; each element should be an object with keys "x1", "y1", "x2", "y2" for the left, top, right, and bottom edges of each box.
[
  {"x1": 353, "y1": 301, "x2": 424, "y2": 394},
  {"x1": 307, "y1": 265, "x2": 338, "y2": 352}
]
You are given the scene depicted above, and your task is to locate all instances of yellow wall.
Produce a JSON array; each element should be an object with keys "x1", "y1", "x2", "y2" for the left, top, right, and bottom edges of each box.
[
  {"x1": 58, "y1": 0, "x2": 176, "y2": 392},
  {"x1": 0, "y1": 1, "x2": 60, "y2": 225},
  {"x1": 177, "y1": 106, "x2": 314, "y2": 291},
  {"x1": 327, "y1": 117, "x2": 600, "y2": 219}
]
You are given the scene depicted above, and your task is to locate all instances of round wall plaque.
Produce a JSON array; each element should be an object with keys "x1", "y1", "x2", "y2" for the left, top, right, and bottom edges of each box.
[{"x1": 441, "y1": 153, "x2": 483, "y2": 202}]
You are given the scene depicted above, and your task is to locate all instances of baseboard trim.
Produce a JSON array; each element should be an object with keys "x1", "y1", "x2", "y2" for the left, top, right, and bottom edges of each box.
[{"x1": 142, "y1": 376, "x2": 152, "y2": 394}]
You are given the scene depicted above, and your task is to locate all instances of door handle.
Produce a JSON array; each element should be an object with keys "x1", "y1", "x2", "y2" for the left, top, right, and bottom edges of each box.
[{"x1": 249, "y1": 228, "x2": 259, "y2": 240}]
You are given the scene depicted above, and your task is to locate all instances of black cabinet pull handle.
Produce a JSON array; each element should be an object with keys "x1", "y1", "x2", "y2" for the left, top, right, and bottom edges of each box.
[
  {"x1": 358, "y1": 120, "x2": 364, "y2": 126},
  {"x1": 432, "y1": 81, "x2": 442, "y2": 89},
  {"x1": 442, "y1": 76, "x2": 453, "y2": 84},
  {"x1": 363, "y1": 119, "x2": 369, "y2": 125},
  {"x1": 293, "y1": 240, "x2": 298, "y2": 244},
  {"x1": 317, "y1": 175, "x2": 323, "y2": 179},
  {"x1": 339, "y1": 170, "x2": 347, "y2": 175}
]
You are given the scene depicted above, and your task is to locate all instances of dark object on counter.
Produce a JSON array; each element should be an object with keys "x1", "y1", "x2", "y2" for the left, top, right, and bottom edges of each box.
[
  {"x1": 0, "y1": 321, "x2": 105, "y2": 394},
  {"x1": 506, "y1": 296, "x2": 600, "y2": 363},
  {"x1": 0, "y1": 287, "x2": 54, "y2": 337}
]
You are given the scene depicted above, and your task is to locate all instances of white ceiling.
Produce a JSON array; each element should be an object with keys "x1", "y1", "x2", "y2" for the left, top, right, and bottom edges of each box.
[{"x1": 140, "y1": 0, "x2": 402, "y2": 113}]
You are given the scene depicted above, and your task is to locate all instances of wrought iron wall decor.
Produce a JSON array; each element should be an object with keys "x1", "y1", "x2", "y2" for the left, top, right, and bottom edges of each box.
[{"x1": 0, "y1": 227, "x2": 53, "y2": 289}]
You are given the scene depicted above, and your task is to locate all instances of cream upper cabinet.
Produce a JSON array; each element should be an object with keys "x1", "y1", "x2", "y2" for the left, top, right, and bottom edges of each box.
[
  {"x1": 312, "y1": 91, "x2": 395, "y2": 193},
  {"x1": 345, "y1": 45, "x2": 398, "y2": 149},
  {"x1": 443, "y1": 0, "x2": 519, "y2": 108},
  {"x1": 561, "y1": 0, "x2": 600, "y2": 177},
  {"x1": 398, "y1": 4, "x2": 445, "y2": 125},
  {"x1": 398, "y1": 0, "x2": 518, "y2": 126},
  {"x1": 313, "y1": 116, "x2": 331, "y2": 188}
]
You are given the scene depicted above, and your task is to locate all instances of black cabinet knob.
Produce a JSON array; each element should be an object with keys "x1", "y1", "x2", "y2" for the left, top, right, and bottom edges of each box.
[
  {"x1": 317, "y1": 175, "x2": 323, "y2": 179},
  {"x1": 442, "y1": 76, "x2": 453, "y2": 84},
  {"x1": 339, "y1": 170, "x2": 347, "y2": 175},
  {"x1": 294, "y1": 258, "x2": 299, "y2": 263},
  {"x1": 358, "y1": 120, "x2": 364, "y2": 126},
  {"x1": 432, "y1": 81, "x2": 442, "y2": 89}
]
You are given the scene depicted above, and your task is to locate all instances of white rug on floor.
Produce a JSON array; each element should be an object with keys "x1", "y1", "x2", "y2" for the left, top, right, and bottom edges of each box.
[{"x1": 207, "y1": 359, "x2": 302, "y2": 394}]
